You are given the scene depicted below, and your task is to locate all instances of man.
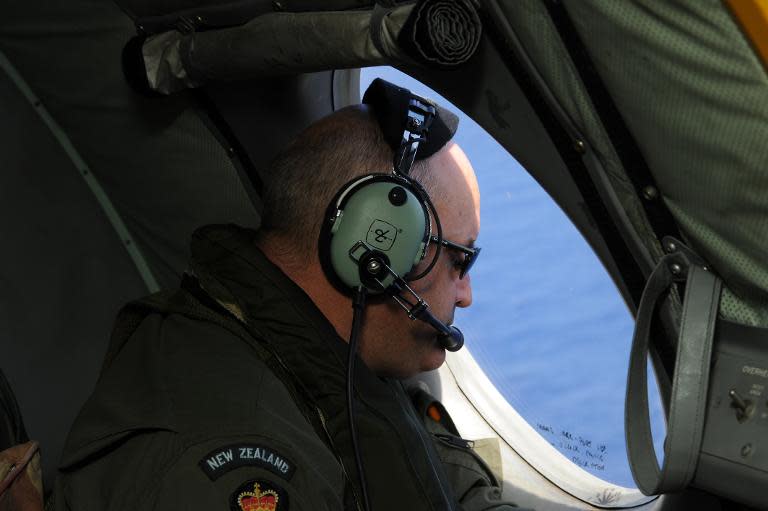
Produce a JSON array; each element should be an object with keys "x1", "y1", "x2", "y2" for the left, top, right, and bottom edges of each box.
[{"x1": 54, "y1": 80, "x2": 519, "y2": 510}]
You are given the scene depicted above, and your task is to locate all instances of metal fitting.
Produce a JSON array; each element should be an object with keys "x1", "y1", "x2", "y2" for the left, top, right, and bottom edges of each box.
[
  {"x1": 642, "y1": 186, "x2": 659, "y2": 201},
  {"x1": 741, "y1": 443, "x2": 753, "y2": 458},
  {"x1": 366, "y1": 259, "x2": 381, "y2": 274}
]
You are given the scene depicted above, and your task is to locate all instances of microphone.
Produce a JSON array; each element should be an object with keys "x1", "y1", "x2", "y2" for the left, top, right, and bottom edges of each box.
[
  {"x1": 411, "y1": 305, "x2": 464, "y2": 352},
  {"x1": 440, "y1": 326, "x2": 464, "y2": 352},
  {"x1": 358, "y1": 251, "x2": 465, "y2": 352}
]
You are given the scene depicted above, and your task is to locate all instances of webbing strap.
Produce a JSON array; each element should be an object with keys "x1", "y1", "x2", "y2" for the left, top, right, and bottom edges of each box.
[
  {"x1": 369, "y1": 3, "x2": 390, "y2": 57},
  {"x1": 626, "y1": 253, "x2": 721, "y2": 494}
]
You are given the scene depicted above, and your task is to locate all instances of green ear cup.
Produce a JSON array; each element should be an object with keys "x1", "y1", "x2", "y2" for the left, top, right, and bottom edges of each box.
[{"x1": 328, "y1": 177, "x2": 428, "y2": 291}]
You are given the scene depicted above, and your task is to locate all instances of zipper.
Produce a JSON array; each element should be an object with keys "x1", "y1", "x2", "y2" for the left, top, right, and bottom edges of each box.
[
  {"x1": 315, "y1": 406, "x2": 364, "y2": 511},
  {"x1": 266, "y1": 346, "x2": 364, "y2": 511},
  {"x1": 434, "y1": 433, "x2": 474, "y2": 450},
  {"x1": 174, "y1": 14, "x2": 203, "y2": 34}
]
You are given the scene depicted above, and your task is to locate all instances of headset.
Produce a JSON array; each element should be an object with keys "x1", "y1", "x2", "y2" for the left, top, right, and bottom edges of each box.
[
  {"x1": 319, "y1": 78, "x2": 465, "y2": 511},
  {"x1": 318, "y1": 79, "x2": 464, "y2": 351}
]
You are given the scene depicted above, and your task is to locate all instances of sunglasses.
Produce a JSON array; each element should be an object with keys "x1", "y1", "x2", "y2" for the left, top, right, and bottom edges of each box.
[{"x1": 430, "y1": 235, "x2": 481, "y2": 279}]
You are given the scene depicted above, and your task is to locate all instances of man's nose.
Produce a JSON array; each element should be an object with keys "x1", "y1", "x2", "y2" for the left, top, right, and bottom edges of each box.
[{"x1": 456, "y1": 274, "x2": 472, "y2": 308}]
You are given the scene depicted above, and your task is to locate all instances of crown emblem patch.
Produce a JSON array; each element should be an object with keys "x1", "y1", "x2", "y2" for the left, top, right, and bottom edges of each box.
[{"x1": 231, "y1": 480, "x2": 287, "y2": 511}]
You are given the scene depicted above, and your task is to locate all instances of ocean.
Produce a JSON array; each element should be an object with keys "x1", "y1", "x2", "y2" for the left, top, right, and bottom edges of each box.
[{"x1": 360, "y1": 66, "x2": 666, "y2": 490}]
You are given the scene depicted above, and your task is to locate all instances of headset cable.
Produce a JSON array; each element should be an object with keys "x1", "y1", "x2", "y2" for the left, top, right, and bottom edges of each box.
[{"x1": 348, "y1": 285, "x2": 372, "y2": 511}]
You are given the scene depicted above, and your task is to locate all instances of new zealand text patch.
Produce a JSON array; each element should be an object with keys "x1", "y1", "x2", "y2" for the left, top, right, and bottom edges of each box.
[{"x1": 199, "y1": 444, "x2": 296, "y2": 481}]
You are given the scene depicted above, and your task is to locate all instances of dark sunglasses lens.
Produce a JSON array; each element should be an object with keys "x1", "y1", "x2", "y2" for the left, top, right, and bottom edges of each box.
[{"x1": 460, "y1": 247, "x2": 480, "y2": 278}]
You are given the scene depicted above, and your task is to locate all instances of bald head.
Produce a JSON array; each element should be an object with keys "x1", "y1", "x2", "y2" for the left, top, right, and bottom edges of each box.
[
  {"x1": 258, "y1": 105, "x2": 441, "y2": 266},
  {"x1": 425, "y1": 142, "x2": 479, "y2": 230}
]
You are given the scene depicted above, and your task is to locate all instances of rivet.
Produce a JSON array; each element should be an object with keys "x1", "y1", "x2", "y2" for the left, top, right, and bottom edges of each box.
[
  {"x1": 664, "y1": 241, "x2": 677, "y2": 253},
  {"x1": 272, "y1": 1, "x2": 284, "y2": 10},
  {"x1": 366, "y1": 260, "x2": 381, "y2": 273},
  {"x1": 408, "y1": 117, "x2": 422, "y2": 130},
  {"x1": 642, "y1": 186, "x2": 659, "y2": 201},
  {"x1": 573, "y1": 140, "x2": 586, "y2": 154},
  {"x1": 195, "y1": 15, "x2": 203, "y2": 23},
  {"x1": 741, "y1": 443, "x2": 752, "y2": 457},
  {"x1": 669, "y1": 263, "x2": 682, "y2": 275}
]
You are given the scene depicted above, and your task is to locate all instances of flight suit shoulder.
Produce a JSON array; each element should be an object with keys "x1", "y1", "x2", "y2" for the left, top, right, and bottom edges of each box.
[
  {"x1": 151, "y1": 312, "x2": 314, "y2": 432},
  {"x1": 141, "y1": 313, "x2": 346, "y2": 510},
  {"x1": 151, "y1": 433, "x2": 344, "y2": 511},
  {"x1": 58, "y1": 311, "x2": 343, "y2": 511}
]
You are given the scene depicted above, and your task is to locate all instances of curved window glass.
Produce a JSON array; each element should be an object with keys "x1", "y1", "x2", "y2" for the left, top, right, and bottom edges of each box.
[{"x1": 359, "y1": 67, "x2": 666, "y2": 493}]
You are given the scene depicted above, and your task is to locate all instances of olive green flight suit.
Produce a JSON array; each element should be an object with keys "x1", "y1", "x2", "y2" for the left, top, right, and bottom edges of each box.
[{"x1": 54, "y1": 225, "x2": 518, "y2": 511}]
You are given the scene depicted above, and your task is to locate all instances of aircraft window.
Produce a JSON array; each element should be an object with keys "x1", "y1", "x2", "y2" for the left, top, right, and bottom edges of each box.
[{"x1": 360, "y1": 67, "x2": 666, "y2": 493}]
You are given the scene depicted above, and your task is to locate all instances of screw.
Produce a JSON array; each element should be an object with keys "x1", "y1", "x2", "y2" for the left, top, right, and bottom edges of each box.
[
  {"x1": 366, "y1": 259, "x2": 381, "y2": 274},
  {"x1": 642, "y1": 186, "x2": 659, "y2": 200},
  {"x1": 573, "y1": 140, "x2": 586, "y2": 154},
  {"x1": 407, "y1": 118, "x2": 422, "y2": 130}
]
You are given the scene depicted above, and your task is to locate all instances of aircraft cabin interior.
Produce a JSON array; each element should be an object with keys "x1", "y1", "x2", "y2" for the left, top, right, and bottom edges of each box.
[{"x1": 1, "y1": 1, "x2": 767, "y2": 510}]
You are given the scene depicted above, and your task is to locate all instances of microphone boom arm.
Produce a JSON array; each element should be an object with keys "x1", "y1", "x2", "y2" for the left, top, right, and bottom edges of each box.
[{"x1": 349, "y1": 242, "x2": 464, "y2": 351}]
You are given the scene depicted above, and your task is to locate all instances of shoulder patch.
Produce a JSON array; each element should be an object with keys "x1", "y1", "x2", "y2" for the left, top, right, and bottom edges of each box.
[
  {"x1": 199, "y1": 444, "x2": 296, "y2": 481},
  {"x1": 231, "y1": 479, "x2": 288, "y2": 511}
]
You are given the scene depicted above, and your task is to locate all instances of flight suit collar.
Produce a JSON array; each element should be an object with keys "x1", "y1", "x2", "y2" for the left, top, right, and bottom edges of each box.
[{"x1": 188, "y1": 223, "x2": 373, "y2": 394}]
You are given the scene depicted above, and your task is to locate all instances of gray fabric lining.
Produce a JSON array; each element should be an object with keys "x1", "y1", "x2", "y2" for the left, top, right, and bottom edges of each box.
[
  {"x1": 495, "y1": 0, "x2": 665, "y2": 273},
  {"x1": 563, "y1": 1, "x2": 768, "y2": 326},
  {"x1": 184, "y1": 8, "x2": 412, "y2": 83},
  {"x1": 0, "y1": 49, "x2": 160, "y2": 294},
  {"x1": 0, "y1": 0, "x2": 261, "y2": 289},
  {"x1": 0, "y1": 51, "x2": 150, "y2": 490}
]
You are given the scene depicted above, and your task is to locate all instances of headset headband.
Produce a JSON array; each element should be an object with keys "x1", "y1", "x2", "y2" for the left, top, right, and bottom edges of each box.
[
  {"x1": 394, "y1": 98, "x2": 436, "y2": 176},
  {"x1": 362, "y1": 78, "x2": 458, "y2": 167}
]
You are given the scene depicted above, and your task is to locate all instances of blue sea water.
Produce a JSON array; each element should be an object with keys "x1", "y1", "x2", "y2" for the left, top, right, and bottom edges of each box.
[{"x1": 360, "y1": 67, "x2": 666, "y2": 489}]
